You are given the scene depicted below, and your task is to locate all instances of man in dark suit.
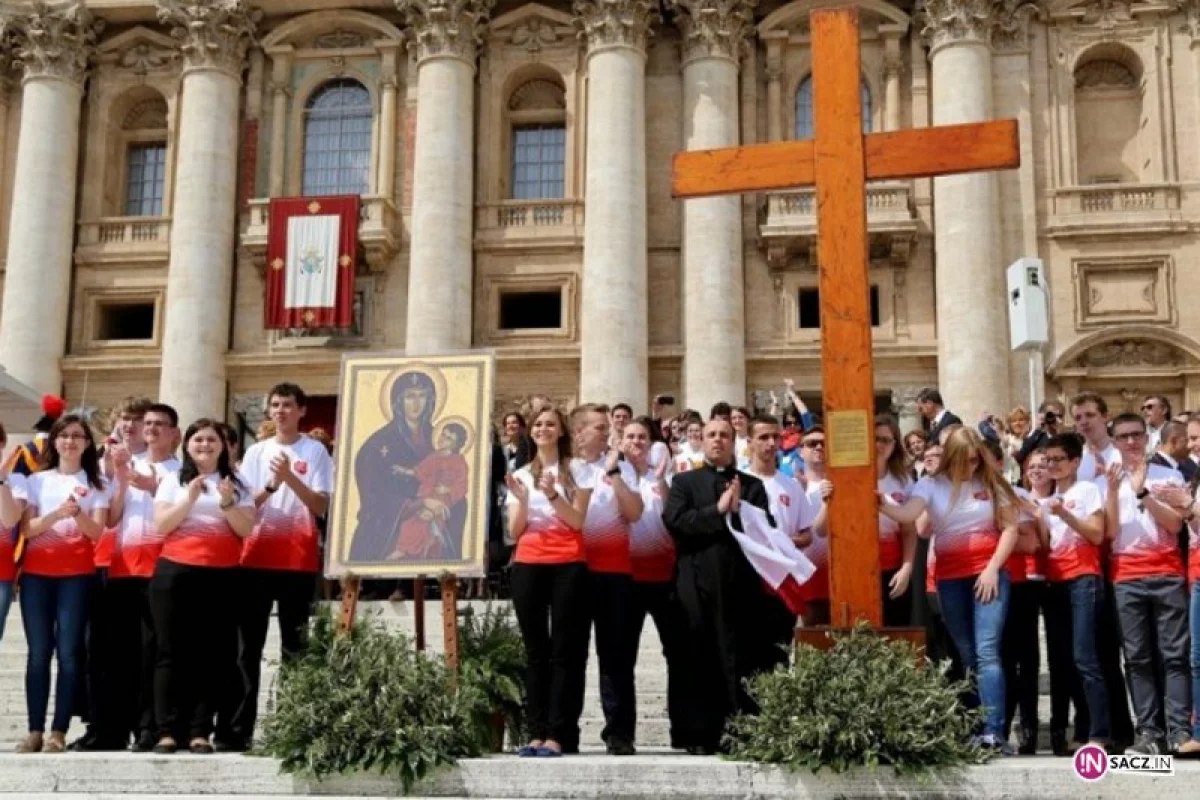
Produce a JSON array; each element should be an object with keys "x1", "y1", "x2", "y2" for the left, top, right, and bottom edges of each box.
[
  {"x1": 663, "y1": 418, "x2": 783, "y2": 756},
  {"x1": 917, "y1": 388, "x2": 963, "y2": 444}
]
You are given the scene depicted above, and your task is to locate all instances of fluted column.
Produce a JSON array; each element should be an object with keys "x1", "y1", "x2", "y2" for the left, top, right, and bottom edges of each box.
[
  {"x1": 266, "y1": 48, "x2": 292, "y2": 197},
  {"x1": 156, "y1": 0, "x2": 257, "y2": 425},
  {"x1": 923, "y1": 0, "x2": 1007, "y2": 419},
  {"x1": 398, "y1": 0, "x2": 492, "y2": 354},
  {"x1": 672, "y1": 0, "x2": 754, "y2": 411},
  {"x1": 574, "y1": 0, "x2": 658, "y2": 409},
  {"x1": 0, "y1": 2, "x2": 96, "y2": 396}
]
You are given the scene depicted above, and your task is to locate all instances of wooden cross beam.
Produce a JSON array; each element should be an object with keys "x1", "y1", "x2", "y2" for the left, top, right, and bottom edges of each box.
[{"x1": 672, "y1": 8, "x2": 1020, "y2": 629}]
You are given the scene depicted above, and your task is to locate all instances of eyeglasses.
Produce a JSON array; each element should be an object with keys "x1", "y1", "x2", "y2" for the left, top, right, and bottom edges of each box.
[
  {"x1": 802, "y1": 439, "x2": 826, "y2": 449},
  {"x1": 1142, "y1": 404, "x2": 1158, "y2": 412},
  {"x1": 1042, "y1": 456, "x2": 1067, "y2": 464}
]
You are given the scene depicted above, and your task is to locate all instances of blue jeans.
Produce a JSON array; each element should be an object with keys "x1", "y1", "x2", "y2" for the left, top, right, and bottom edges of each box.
[
  {"x1": 937, "y1": 571, "x2": 1010, "y2": 738},
  {"x1": 1190, "y1": 582, "x2": 1200, "y2": 740},
  {"x1": 20, "y1": 573, "x2": 91, "y2": 733},
  {"x1": 1047, "y1": 575, "x2": 1110, "y2": 742},
  {"x1": 0, "y1": 581, "x2": 13, "y2": 643}
]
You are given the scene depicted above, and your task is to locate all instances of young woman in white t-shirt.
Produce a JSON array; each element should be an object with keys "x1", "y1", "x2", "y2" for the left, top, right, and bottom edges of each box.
[
  {"x1": 880, "y1": 427, "x2": 1020, "y2": 752},
  {"x1": 15, "y1": 415, "x2": 109, "y2": 754},
  {"x1": 505, "y1": 407, "x2": 593, "y2": 757},
  {"x1": 875, "y1": 415, "x2": 916, "y2": 626}
]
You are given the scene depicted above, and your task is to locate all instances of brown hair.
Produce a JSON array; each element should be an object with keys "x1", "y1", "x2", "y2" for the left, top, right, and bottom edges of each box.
[
  {"x1": 530, "y1": 407, "x2": 578, "y2": 498},
  {"x1": 875, "y1": 414, "x2": 909, "y2": 483},
  {"x1": 1070, "y1": 390, "x2": 1108, "y2": 416}
]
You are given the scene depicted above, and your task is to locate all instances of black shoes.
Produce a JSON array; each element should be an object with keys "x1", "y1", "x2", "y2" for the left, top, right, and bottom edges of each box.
[
  {"x1": 213, "y1": 737, "x2": 248, "y2": 753},
  {"x1": 605, "y1": 736, "x2": 636, "y2": 756},
  {"x1": 1017, "y1": 727, "x2": 1037, "y2": 756},
  {"x1": 130, "y1": 731, "x2": 157, "y2": 753},
  {"x1": 1126, "y1": 734, "x2": 1168, "y2": 756},
  {"x1": 69, "y1": 733, "x2": 127, "y2": 752}
]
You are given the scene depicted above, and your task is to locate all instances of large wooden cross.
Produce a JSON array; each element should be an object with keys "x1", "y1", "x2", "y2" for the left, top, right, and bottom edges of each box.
[{"x1": 673, "y1": 8, "x2": 1020, "y2": 630}]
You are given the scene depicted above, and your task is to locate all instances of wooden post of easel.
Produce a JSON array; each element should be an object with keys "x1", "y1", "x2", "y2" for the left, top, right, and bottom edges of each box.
[
  {"x1": 441, "y1": 574, "x2": 459, "y2": 682},
  {"x1": 413, "y1": 576, "x2": 426, "y2": 651},
  {"x1": 337, "y1": 574, "x2": 361, "y2": 636}
]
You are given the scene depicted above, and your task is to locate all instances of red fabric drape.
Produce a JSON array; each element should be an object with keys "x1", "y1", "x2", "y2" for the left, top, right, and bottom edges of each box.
[{"x1": 264, "y1": 196, "x2": 359, "y2": 329}]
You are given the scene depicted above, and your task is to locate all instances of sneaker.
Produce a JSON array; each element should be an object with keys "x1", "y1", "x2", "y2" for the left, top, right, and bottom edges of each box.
[
  {"x1": 1125, "y1": 734, "x2": 1167, "y2": 756},
  {"x1": 972, "y1": 734, "x2": 1015, "y2": 755},
  {"x1": 605, "y1": 736, "x2": 636, "y2": 756}
]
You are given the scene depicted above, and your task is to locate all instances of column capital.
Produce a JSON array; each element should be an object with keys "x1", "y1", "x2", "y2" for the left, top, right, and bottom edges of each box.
[
  {"x1": 396, "y1": 0, "x2": 495, "y2": 65},
  {"x1": 922, "y1": 0, "x2": 1044, "y2": 55},
  {"x1": 573, "y1": 0, "x2": 660, "y2": 56},
  {"x1": 1184, "y1": 0, "x2": 1200, "y2": 45},
  {"x1": 991, "y1": 0, "x2": 1042, "y2": 54},
  {"x1": 156, "y1": 0, "x2": 259, "y2": 77},
  {"x1": 7, "y1": 1, "x2": 100, "y2": 86},
  {"x1": 668, "y1": 0, "x2": 756, "y2": 65}
]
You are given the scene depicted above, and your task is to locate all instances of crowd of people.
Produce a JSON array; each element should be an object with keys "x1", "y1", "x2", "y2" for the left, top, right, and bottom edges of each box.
[
  {"x1": 0, "y1": 385, "x2": 332, "y2": 755},
  {"x1": 4, "y1": 379, "x2": 1200, "y2": 761}
]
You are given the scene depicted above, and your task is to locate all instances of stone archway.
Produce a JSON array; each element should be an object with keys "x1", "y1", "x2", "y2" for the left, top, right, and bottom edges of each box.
[{"x1": 1048, "y1": 329, "x2": 1200, "y2": 415}]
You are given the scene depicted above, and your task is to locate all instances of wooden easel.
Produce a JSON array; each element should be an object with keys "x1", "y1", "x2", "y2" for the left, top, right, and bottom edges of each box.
[{"x1": 337, "y1": 572, "x2": 460, "y2": 673}]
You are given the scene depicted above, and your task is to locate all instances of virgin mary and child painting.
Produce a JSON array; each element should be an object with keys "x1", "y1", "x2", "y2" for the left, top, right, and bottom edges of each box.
[{"x1": 326, "y1": 354, "x2": 494, "y2": 578}]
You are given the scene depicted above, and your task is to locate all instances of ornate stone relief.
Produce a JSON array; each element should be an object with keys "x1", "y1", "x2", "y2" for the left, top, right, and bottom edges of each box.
[
  {"x1": 8, "y1": 1, "x2": 102, "y2": 85},
  {"x1": 992, "y1": 0, "x2": 1043, "y2": 52},
  {"x1": 156, "y1": 0, "x2": 260, "y2": 75},
  {"x1": 1080, "y1": 1, "x2": 1134, "y2": 30},
  {"x1": 1180, "y1": 0, "x2": 1200, "y2": 41},
  {"x1": 122, "y1": 97, "x2": 169, "y2": 130},
  {"x1": 1071, "y1": 339, "x2": 1188, "y2": 368},
  {"x1": 311, "y1": 29, "x2": 370, "y2": 49},
  {"x1": 118, "y1": 41, "x2": 177, "y2": 75},
  {"x1": 573, "y1": 0, "x2": 660, "y2": 54},
  {"x1": 508, "y1": 78, "x2": 566, "y2": 110},
  {"x1": 667, "y1": 0, "x2": 756, "y2": 63},
  {"x1": 1074, "y1": 58, "x2": 1137, "y2": 89},
  {"x1": 509, "y1": 18, "x2": 560, "y2": 55},
  {"x1": 395, "y1": 0, "x2": 495, "y2": 63}
]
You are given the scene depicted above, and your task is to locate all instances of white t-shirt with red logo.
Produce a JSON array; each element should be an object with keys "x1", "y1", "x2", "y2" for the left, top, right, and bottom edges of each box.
[
  {"x1": 911, "y1": 476, "x2": 1002, "y2": 581},
  {"x1": 630, "y1": 472, "x2": 674, "y2": 583},
  {"x1": 155, "y1": 472, "x2": 254, "y2": 568},
  {"x1": 508, "y1": 461, "x2": 591, "y2": 565},
  {"x1": 110, "y1": 455, "x2": 181, "y2": 579},
  {"x1": 239, "y1": 435, "x2": 334, "y2": 572},
  {"x1": 1, "y1": 473, "x2": 27, "y2": 581},
  {"x1": 751, "y1": 471, "x2": 815, "y2": 542},
  {"x1": 17, "y1": 470, "x2": 110, "y2": 577},
  {"x1": 1078, "y1": 442, "x2": 1120, "y2": 483},
  {"x1": 580, "y1": 458, "x2": 637, "y2": 574},
  {"x1": 1042, "y1": 481, "x2": 1104, "y2": 582},
  {"x1": 878, "y1": 472, "x2": 914, "y2": 571},
  {"x1": 1104, "y1": 464, "x2": 1185, "y2": 583}
]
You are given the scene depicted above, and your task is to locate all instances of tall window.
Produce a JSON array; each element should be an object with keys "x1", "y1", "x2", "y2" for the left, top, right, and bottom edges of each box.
[
  {"x1": 511, "y1": 125, "x2": 566, "y2": 200},
  {"x1": 795, "y1": 76, "x2": 872, "y2": 139},
  {"x1": 124, "y1": 143, "x2": 167, "y2": 216},
  {"x1": 302, "y1": 79, "x2": 373, "y2": 196}
]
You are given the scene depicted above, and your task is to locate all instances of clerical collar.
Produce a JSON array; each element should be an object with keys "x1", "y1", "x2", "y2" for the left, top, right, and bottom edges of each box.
[{"x1": 704, "y1": 460, "x2": 737, "y2": 476}]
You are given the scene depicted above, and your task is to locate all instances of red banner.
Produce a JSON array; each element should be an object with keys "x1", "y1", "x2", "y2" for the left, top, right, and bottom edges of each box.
[{"x1": 264, "y1": 196, "x2": 359, "y2": 329}]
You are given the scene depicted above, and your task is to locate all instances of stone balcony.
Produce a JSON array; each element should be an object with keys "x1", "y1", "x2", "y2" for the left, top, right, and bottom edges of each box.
[
  {"x1": 1045, "y1": 182, "x2": 1186, "y2": 238},
  {"x1": 758, "y1": 181, "x2": 919, "y2": 269},
  {"x1": 74, "y1": 216, "x2": 171, "y2": 266},
  {"x1": 475, "y1": 198, "x2": 585, "y2": 251},
  {"x1": 240, "y1": 195, "x2": 401, "y2": 272}
]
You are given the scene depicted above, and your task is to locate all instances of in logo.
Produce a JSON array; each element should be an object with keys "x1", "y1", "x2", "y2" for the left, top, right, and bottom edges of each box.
[{"x1": 1074, "y1": 744, "x2": 1108, "y2": 782}]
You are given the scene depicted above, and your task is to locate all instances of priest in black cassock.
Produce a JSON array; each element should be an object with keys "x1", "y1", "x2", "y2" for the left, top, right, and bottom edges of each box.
[{"x1": 663, "y1": 418, "x2": 790, "y2": 755}]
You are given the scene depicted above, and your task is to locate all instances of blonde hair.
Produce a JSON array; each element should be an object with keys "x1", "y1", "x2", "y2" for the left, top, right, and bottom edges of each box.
[
  {"x1": 934, "y1": 427, "x2": 1017, "y2": 527},
  {"x1": 1006, "y1": 406, "x2": 1031, "y2": 427}
]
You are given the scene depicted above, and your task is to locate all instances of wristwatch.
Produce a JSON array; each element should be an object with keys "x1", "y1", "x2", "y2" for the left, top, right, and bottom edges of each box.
[
  {"x1": 264, "y1": 482, "x2": 280, "y2": 494},
  {"x1": 605, "y1": 467, "x2": 621, "y2": 478},
  {"x1": 219, "y1": 497, "x2": 236, "y2": 510},
  {"x1": 1136, "y1": 487, "x2": 1150, "y2": 500}
]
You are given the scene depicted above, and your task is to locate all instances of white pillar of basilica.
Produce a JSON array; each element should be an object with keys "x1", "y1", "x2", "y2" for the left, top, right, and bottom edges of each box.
[
  {"x1": 397, "y1": 0, "x2": 491, "y2": 354},
  {"x1": 0, "y1": 3, "x2": 95, "y2": 396},
  {"x1": 674, "y1": 1, "x2": 753, "y2": 412},
  {"x1": 575, "y1": 0, "x2": 657, "y2": 409},
  {"x1": 923, "y1": 0, "x2": 1009, "y2": 419},
  {"x1": 155, "y1": 1, "x2": 257, "y2": 424}
]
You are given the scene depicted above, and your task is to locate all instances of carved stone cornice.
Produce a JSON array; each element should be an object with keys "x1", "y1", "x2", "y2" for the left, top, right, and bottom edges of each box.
[
  {"x1": 992, "y1": 0, "x2": 1043, "y2": 53},
  {"x1": 7, "y1": 1, "x2": 100, "y2": 86},
  {"x1": 573, "y1": 0, "x2": 660, "y2": 55},
  {"x1": 668, "y1": 0, "x2": 756, "y2": 65},
  {"x1": 155, "y1": 0, "x2": 259, "y2": 77},
  {"x1": 395, "y1": 0, "x2": 495, "y2": 65},
  {"x1": 1183, "y1": 0, "x2": 1200, "y2": 43}
]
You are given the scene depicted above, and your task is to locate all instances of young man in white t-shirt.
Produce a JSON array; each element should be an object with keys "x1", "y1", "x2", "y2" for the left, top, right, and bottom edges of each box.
[
  {"x1": 1071, "y1": 391, "x2": 1119, "y2": 482},
  {"x1": 223, "y1": 383, "x2": 333, "y2": 751}
]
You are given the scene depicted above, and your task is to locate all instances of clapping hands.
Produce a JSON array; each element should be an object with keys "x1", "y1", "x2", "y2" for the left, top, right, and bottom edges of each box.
[{"x1": 717, "y1": 476, "x2": 741, "y2": 514}]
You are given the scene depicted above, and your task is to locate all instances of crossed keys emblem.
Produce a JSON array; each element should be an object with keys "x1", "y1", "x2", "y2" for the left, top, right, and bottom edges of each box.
[{"x1": 298, "y1": 244, "x2": 326, "y2": 275}]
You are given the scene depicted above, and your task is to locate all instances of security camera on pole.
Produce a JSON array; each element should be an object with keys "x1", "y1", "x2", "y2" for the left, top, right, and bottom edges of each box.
[{"x1": 1007, "y1": 258, "x2": 1050, "y2": 413}]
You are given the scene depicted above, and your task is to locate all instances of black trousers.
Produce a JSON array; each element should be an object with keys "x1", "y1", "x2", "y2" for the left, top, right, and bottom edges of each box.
[
  {"x1": 510, "y1": 561, "x2": 589, "y2": 748},
  {"x1": 1100, "y1": 579, "x2": 1135, "y2": 745},
  {"x1": 587, "y1": 571, "x2": 638, "y2": 744},
  {"x1": 881, "y1": 567, "x2": 911, "y2": 627},
  {"x1": 78, "y1": 569, "x2": 110, "y2": 733},
  {"x1": 149, "y1": 559, "x2": 237, "y2": 741},
  {"x1": 629, "y1": 580, "x2": 687, "y2": 748},
  {"x1": 1003, "y1": 580, "x2": 1042, "y2": 739},
  {"x1": 105, "y1": 577, "x2": 156, "y2": 740},
  {"x1": 226, "y1": 568, "x2": 317, "y2": 742}
]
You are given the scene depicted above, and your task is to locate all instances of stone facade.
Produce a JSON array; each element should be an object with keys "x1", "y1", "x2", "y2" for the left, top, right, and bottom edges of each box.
[{"x1": 0, "y1": 0, "x2": 1199, "y2": 433}]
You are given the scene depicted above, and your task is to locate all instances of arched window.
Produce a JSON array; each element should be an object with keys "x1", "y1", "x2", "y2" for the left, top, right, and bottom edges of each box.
[
  {"x1": 1073, "y1": 49, "x2": 1142, "y2": 184},
  {"x1": 795, "y1": 76, "x2": 872, "y2": 139},
  {"x1": 302, "y1": 79, "x2": 373, "y2": 196},
  {"x1": 508, "y1": 79, "x2": 567, "y2": 200}
]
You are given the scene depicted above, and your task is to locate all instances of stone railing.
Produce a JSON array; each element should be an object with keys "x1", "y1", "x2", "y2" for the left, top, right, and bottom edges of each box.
[
  {"x1": 242, "y1": 195, "x2": 401, "y2": 272},
  {"x1": 476, "y1": 199, "x2": 585, "y2": 249},
  {"x1": 1047, "y1": 183, "x2": 1186, "y2": 238},
  {"x1": 75, "y1": 217, "x2": 171, "y2": 264}
]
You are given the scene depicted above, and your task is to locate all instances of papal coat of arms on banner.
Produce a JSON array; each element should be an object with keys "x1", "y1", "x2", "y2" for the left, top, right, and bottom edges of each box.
[{"x1": 264, "y1": 196, "x2": 359, "y2": 329}]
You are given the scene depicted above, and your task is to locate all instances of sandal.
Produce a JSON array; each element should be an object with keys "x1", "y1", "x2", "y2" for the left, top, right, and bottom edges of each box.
[
  {"x1": 15, "y1": 733, "x2": 43, "y2": 754},
  {"x1": 152, "y1": 737, "x2": 178, "y2": 755},
  {"x1": 43, "y1": 732, "x2": 66, "y2": 753},
  {"x1": 189, "y1": 738, "x2": 214, "y2": 754}
]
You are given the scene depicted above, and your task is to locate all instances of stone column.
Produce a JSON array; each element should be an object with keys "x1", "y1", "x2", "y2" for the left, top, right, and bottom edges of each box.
[
  {"x1": 574, "y1": 0, "x2": 658, "y2": 409},
  {"x1": 397, "y1": 0, "x2": 492, "y2": 354},
  {"x1": 0, "y1": 3, "x2": 96, "y2": 396},
  {"x1": 377, "y1": 44, "x2": 401, "y2": 199},
  {"x1": 765, "y1": 37, "x2": 783, "y2": 142},
  {"x1": 266, "y1": 47, "x2": 292, "y2": 197},
  {"x1": 156, "y1": 0, "x2": 257, "y2": 424},
  {"x1": 922, "y1": 0, "x2": 1008, "y2": 420},
  {"x1": 882, "y1": 34, "x2": 903, "y2": 132},
  {"x1": 672, "y1": 1, "x2": 753, "y2": 412}
]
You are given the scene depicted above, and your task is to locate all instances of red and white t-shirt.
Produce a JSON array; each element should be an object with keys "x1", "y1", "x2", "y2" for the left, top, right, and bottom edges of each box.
[
  {"x1": 1078, "y1": 442, "x2": 1120, "y2": 483},
  {"x1": 0, "y1": 473, "x2": 27, "y2": 582},
  {"x1": 911, "y1": 476, "x2": 1002, "y2": 581},
  {"x1": 109, "y1": 456, "x2": 181, "y2": 579},
  {"x1": 878, "y1": 473, "x2": 913, "y2": 572},
  {"x1": 1189, "y1": 484, "x2": 1200, "y2": 584},
  {"x1": 154, "y1": 472, "x2": 254, "y2": 568},
  {"x1": 1014, "y1": 487, "x2": 1047, "y2": 581},
  {"x1": 1042, "y1": 481, "x2": 1104, "y2": 582},
  {"x1": 239, "y1": 436, "x2": 334, "y2": 572},
  {"x1": 1105, "y1": 464, "x2": 1185, "y2": 583},
  {"x1": 579, "y1": 459, "x2": 636, "y2": 574},
  {"x1": 630, "y1": 472, "x2": 674, "y2": 583},
  {"x1": 17, "y1": 470, "x2": 109, "y2": 577},
  {"x1": 508, "y1": 461, "x2": 590, "y2": 565},
  {"x1": 797, "y1": 477, "x2": 829, "y2": 601}
]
